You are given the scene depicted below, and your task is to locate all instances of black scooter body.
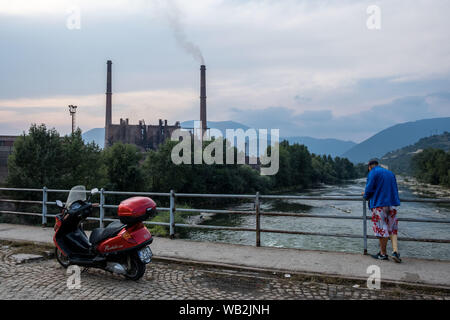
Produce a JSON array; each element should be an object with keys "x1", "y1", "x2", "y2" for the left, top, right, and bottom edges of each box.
[{"x1": 54, "y1": 201, "x2": 106, "y2": 267}]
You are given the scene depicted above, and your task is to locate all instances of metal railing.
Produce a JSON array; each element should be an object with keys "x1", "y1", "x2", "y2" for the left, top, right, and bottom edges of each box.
[{"x1": 1, "y1": 187, "x2": 450, "y2": 254}]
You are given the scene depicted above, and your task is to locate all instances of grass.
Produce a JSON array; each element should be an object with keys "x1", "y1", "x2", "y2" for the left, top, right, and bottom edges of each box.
[
  {"x1": 0, "y1": 239, "x2": 54, "y2": 257},
  {"x1": 147, "y1": 203, "x2": 200, "y2": 237}
]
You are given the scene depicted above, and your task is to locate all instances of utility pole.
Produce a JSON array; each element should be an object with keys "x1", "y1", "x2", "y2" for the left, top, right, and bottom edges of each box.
[{"x1": 68, "y1": 105, "x2": 77, "y2": 134}]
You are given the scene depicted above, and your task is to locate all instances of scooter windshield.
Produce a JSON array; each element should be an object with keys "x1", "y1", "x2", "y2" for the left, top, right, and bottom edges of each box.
[{"x1": 66, "y1": 185, "x2": 87, "y2": 209}]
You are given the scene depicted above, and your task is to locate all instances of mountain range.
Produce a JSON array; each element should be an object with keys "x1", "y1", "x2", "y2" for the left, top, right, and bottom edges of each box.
[
  {"x1": 381, "y1": 132, "x2": 450, "y2": 175},
  {"x1": 82, "y1": 121, "x2": 356, "y2": 156},
  {"x1": 82, "y1": 117, "x2": 450, "y2": 162},
  {"x1": 282, "y1": 136, "x2": 356, "y2": 157},
  {"x1": 82, "y1": 127, "x2": 105, "y2": 148},
  {"x1": 341, "y1": 117, "x2": 450, "y2": 163}
]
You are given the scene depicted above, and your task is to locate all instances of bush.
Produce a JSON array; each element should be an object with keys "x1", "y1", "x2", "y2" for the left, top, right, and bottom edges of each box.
[{"x1": 412, "y1": 148, "x2": 450, "y2": 187}]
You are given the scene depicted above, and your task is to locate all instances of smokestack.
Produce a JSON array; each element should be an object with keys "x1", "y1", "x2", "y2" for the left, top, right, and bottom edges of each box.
[
  {"x1": 200, "y1": 65, "x2": 207, "y2": 135},
  {"x1": 105, "y1": 60, "x2": 112, "y2": 147}
]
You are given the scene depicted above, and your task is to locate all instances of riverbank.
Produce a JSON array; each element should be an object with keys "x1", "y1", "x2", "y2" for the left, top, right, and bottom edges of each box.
[
  {"x1": 177, "y1": 181, "x2": 360, "y2": 227},
  {"x1": 183, "y1": 178, "x2": 450, "y2": 261},
  {"x1": 397, "y1": 176, "x2": 450, "y2": 198}
]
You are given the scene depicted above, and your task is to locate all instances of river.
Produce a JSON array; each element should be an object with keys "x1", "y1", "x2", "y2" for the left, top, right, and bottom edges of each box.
[{"x1": 183, "y1": 178, "x2": 450, "y2": 261}]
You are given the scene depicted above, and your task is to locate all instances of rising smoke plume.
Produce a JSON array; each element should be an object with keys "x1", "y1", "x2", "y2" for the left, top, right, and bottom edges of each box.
[{"x1": 164, "y1": 0, "x2": 205, "y2": 65}]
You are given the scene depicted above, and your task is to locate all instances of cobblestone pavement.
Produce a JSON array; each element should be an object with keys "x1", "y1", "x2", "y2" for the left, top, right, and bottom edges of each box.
[{"x1": 0, "y1": 244, "x2": 448, "y2": 300}]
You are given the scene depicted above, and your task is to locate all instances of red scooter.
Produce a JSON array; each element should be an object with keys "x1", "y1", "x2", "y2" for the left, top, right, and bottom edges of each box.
[{"x1": 53, "y1": 185, "x2": 156, "y2": 280}]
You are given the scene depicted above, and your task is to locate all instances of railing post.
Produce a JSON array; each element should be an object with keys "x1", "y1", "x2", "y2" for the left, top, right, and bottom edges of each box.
[
  {"x1": 42, "y1": 186, "x2": 47, "y2": 226},
  {"x1": 255, "y1": 191, "x2": 261, "y2": 247},
  {"x1": 363, "y1": 198, "x2": 368, "y2": 255},
  {"x1": 99, "y1": 188, "x2": 105, "y2": 228},
  {"x1": 170, "y1": 190, "x2": 175, "y2": 239}
]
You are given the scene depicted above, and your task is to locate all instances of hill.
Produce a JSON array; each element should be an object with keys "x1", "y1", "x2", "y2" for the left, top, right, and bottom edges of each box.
[
  {"x1": 283, "y1": 136, "x2": 355, "y2": 157},
  {"x1": 180, "y1": 120, "x2": 250, "y2": 132},
  {"x1": 82, "y1": 127, "x2": 105, "y2": 148},
  {"x1": 182, "y1": 121, "x2": 356, "y2": 157},
  {"x1": 342, "y1": 117, "x2": 450, "y2": 164},
  {"x1": 83, "y1": 121, "x2": 356, "y2": 158},
  {"x1": 381, "y1": 132, "x2": 450, "y2": 175}
]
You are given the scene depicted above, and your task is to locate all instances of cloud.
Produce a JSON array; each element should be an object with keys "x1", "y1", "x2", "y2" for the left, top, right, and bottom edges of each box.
[
  {"x1": 297, "y1": 110, "x2": 333, "y2": 122},
  {"x1": 2, "y1": 1, "x2": 450, "y2": 99},
  {"x1": 1, "y1": 0, "x2": 450, "y2": 141},
  {"x1": 229, "y1": 92, "x2": 450, "y2": 142},
  {"x1": 0, "y1": 0, "x2": 149, "y2": 16},
  {"x1": 0, "y1": 88, "x2": 197, "y2": 135}
]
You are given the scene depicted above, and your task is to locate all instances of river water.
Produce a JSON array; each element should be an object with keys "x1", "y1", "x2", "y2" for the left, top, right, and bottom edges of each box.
[{"x1": 184, "y1": 178, "x2": 450, "y2": 261}]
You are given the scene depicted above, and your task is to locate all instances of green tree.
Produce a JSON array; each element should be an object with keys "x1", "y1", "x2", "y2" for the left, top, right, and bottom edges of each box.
[
  {"x1": 60, "y1": 129, "x2": 105, "y2": 189},
  {"x1": 288, "y1": 143, "x2": 313, "y2": 188},
  {"x1": 7, "y1": 124, "x2": 65, "y2": 189},
  {"x1": 143, "y1": 140, "x2": 193, "y2": 192},
  {"x1": 102, "y1": 142, "x2": 145, "y2": 192},
  {"x1": 270, "y1": 141, "x2": 293, "y2": 189},
  {"x1": 412, "y1": 148, "x2": 450, "y2": 186},
  {"x1": 142, "y1": 138, "x2": 271, "y2": 196}
]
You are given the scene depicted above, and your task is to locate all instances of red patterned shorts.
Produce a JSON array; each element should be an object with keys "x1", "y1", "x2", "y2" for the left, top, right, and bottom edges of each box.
[{"x1": 371, "y1": 206, "x2": 398, "y2": 238}]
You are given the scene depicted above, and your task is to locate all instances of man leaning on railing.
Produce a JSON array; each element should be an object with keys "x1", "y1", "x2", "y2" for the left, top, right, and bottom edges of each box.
[{"x1": 362, "y1": 159, "x2": 402, "y2": 263}]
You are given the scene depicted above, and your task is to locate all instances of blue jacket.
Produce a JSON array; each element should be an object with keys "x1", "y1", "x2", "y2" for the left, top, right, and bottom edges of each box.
[{"x1": 364, "y1": 166, "x2": 400, "y2": 209}]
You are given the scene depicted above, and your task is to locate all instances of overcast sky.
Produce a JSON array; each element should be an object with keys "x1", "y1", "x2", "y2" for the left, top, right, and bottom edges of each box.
[{"x1": 1, "y1": 0, "x2": 449, "y2": 142}]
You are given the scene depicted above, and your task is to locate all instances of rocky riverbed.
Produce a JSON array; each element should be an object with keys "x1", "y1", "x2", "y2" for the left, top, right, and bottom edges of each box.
[{"x1": 397, "y1": 176, "x2": 450, "y2": 198}]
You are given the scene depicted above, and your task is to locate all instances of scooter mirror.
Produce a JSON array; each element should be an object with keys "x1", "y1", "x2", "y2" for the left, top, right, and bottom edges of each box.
[
  {"x1": 91, "y1": 188, "x2": 99, "y2": 195},
  {"x1": 55, "y1": 200, "x2": 64, "y2": 208}
]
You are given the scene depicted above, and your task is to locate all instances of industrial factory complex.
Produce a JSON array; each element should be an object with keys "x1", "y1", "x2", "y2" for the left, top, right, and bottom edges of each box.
[
  {"x1": 0, "y1": 60, "x2": 209, "y2": 183},
  {"x1": 104, "y1": 60, "x2": 208, "y2": 150}
]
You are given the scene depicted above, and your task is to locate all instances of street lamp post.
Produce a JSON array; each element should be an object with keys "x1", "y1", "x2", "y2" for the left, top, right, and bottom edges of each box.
[{"x1": 68, "y1": 105, "x2": 77, "y2": 134}]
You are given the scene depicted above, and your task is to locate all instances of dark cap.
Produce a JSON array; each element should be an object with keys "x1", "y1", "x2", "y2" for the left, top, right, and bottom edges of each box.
[{"x1": 367, "y1": 158, "x2": 379, "y2": 166}]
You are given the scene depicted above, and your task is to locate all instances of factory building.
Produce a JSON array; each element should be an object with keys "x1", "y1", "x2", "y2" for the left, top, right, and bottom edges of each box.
[
  {"x1": 0, "y1": 60, "x2": 208, "y2": 182},
  {"x1": 0, "y1": 136, "x2": 17, "y2": 183},
  {"x1": 104, "y1": 60, "x2": 207, "y2": 151}
]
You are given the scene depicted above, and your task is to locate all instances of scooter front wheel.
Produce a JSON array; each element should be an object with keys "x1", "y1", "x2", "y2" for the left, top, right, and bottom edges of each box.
[
  {"x1": 123, "y1": 253, "x2": 146, "y2": 281},
  {"x1": 55, "y1": 247, "x2": 70, "y2": 268}
]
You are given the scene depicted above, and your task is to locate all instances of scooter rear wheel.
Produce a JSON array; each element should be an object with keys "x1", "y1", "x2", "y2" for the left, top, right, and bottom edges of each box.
[
  {"x1": 123, "y1": 253, "x2": 146, "y2": 281},
  {"x1": 55, "y1": 247, "x2": 70, "y2": 268}
]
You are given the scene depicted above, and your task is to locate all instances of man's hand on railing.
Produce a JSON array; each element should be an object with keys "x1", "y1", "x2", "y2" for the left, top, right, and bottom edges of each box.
[{"x1": 92, "y1": 203, "x2": 100, "y2": 208}]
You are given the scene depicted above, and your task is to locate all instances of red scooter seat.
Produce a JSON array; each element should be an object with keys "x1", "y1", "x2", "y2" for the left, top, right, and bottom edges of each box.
[{"x1": 89, "y1": 221, "x2": 125, "y2": 245}]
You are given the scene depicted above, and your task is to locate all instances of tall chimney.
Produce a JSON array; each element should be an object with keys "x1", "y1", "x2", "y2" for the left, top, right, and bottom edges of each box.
[
  {"x1": 105, "y1": 60, "x2": 112, "y2": 147},
  {"x1": 200, "y1": 65, "x2": 207, "y2": 136}
]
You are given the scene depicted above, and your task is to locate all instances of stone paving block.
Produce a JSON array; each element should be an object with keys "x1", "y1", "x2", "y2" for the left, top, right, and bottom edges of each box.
[
  {"x1": 9, "y1": 253, "x2": 44, "y2": 264},
  {"x1": 0, "y1": 246, "x2": 448, "y2": 300}
]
